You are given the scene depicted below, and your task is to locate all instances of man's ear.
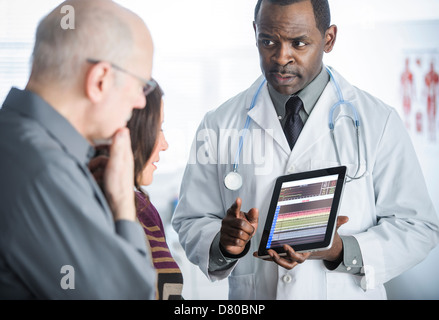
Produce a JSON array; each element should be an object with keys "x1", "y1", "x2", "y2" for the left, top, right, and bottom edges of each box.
[
  {"x1": 324, "y1": 25, "x2": 337, "y2": 53},
  {"x1": 85, "y1": 62, "x2": 112, "y2": 103}
]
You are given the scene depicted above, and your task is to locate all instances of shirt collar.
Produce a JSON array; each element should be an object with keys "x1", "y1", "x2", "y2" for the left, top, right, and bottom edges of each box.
[
  {"x1": 268, "y1": 65, "x2": 329, "y2": 117},
  {"x1": 2, "y1": 88, "x2": 95, "y2": 164}
]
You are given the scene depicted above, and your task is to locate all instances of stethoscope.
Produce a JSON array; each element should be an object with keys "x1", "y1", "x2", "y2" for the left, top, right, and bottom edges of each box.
[
  {"x1": 326, "y1": 66, "x2": 367, "y2": 183},
  {"x1": 223, "y1": 66, "x2": 367, "y2": 191}
]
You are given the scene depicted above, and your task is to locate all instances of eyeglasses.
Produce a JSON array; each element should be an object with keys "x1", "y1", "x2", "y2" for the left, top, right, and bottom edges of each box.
[{"x1": 86, "y1": 58, "x2": 157, "y2": 96}]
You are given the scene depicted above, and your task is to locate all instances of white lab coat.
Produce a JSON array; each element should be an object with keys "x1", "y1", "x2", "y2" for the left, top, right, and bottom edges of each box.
[{"x1": 172, "y1": 67, "x2": 439, "y2": 300}]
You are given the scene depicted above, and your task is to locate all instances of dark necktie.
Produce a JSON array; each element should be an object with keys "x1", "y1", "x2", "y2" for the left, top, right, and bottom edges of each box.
[{"x1": 283, "y1": 96, "x2": 304, "y2": 150}]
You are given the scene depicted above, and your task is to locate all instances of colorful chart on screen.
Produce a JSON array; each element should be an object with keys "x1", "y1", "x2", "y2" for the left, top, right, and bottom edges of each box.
[{"x1": 258, "y1": 166, "x2": 346, "y2": 258}]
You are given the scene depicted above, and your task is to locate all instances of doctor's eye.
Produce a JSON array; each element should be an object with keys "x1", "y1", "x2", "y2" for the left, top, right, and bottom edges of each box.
[
  {"x1": 260, "y1": 39, "x2": 276, "y2": 48},
  {"x1": 292, "y1": 40, "x2": 306, "y2": 48}
]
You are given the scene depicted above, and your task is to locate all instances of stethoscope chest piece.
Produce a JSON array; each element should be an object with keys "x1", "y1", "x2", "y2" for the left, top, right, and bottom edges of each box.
[{"x1": 224, "y1": 171, "x2": 243, "y2": 191}]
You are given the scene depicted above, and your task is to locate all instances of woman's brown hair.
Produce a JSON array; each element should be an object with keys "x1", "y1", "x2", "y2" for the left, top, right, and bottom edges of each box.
[{"x1": 127, "y1": 80, "x2": 163, "y2": 192}]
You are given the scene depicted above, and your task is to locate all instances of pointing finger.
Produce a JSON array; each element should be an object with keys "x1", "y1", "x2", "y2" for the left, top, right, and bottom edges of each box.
[{"x1": 227, "y1": 197, "x2": 242, "y2": 218}]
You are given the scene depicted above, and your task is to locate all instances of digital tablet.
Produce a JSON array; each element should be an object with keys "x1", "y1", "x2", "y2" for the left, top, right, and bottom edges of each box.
[{"x1": 257, "y1": 166, "x2": 347, "y2": 259}]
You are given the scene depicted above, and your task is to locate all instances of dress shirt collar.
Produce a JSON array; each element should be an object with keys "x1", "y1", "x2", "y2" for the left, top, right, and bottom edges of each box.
[
  {"x1": 268, "y1": 65, "x2": 329, "y2": 118},
  {"x1": 2, "y1": 87, "x2": 95, "y2": 164}
]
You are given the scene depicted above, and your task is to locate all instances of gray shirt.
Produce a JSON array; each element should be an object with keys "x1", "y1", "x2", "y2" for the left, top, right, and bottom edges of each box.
[
  {"x1": 0, "y1": 88, "x2": 156, "y2": 299},
  {"x1": 209, "y1": 67, "x2": 364, "y2": 275},
  {"x1": 268, "y1": 64, "x2": 329, "y2": 126}
]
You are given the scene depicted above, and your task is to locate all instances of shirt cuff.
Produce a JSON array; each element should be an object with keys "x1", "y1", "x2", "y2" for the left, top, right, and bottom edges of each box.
[
  {"x1": 208, "y1": 232, "x2": 250, "y2": 272},
  {"x1": 324, "y1": 235, "x2": 364, "y2": 275}
]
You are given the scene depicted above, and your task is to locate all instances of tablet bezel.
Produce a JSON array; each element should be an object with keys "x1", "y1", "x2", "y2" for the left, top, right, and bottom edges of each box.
[{"x1": 257, "y1": 166, "x2": 347, "y2": 258}]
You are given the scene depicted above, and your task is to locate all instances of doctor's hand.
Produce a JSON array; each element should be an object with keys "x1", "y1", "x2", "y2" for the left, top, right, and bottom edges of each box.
[
  {"x1": 253, "y1": 216, "x2": 349, "y2": 270},
  {"x1": 309, "y1": 215, "x2": 349, "y2": 262},
  {"x1": 220, "y1": 198, "x2": 259, "y2": 256}
]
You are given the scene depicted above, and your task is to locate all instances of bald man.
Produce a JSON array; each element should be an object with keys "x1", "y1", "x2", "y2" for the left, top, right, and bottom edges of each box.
[{"x1": 0, "y1": 0, "x2": 157, "y2": 299}]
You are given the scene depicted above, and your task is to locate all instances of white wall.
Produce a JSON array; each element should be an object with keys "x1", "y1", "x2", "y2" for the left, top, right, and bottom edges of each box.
[{"x1": 1, "y1": 0, "x2": 438, "y2": 300}]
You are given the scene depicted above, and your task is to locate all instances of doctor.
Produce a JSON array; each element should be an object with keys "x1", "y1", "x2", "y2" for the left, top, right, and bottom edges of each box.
[{"x1": 172, "y1": 0, "x2": 439, "y2": 299}]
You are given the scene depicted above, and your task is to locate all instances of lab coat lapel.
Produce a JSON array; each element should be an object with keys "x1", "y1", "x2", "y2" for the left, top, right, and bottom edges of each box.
[
  {"x1": 245, "y1": 69, "x2": 358, "y2": 170},
  {"x1": 286, "y1": 68, "x2": 356, "y2": 169},
  {"x1": 292, "y1": 82, "x2": 335, "y2": 158},
  {"x1": 247, "y1": 82, "x2": 291, "y2": 156}
]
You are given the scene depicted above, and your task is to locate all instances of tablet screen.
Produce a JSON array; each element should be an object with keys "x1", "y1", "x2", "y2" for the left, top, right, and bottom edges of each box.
[
  {"x1": 258, "y1": 166, "x2": 346, "y2": 257},
  {"x1": 265, "y1": 174, "x2": 339, "y2": 249}
]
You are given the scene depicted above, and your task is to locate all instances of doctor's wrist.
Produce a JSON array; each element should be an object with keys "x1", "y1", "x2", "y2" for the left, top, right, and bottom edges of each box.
[
  {"x1": 220, "y1": 241, "x2": 251, "y2": 259},
  {"x1": 323, "y1": 251, "x2": 344, "y2": 270},
  {"x1": 323, "y1": 236, "x2": 364, "y2": 274}
]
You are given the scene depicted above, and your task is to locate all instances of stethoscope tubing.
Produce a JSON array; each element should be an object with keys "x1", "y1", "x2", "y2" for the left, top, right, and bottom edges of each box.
[{"x1": 226, "y1": 66, "x2": 367, "y2": 190}]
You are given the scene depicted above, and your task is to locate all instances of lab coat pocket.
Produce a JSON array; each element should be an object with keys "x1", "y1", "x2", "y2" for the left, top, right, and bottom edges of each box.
[
  {"x1": 326, "y1": 272, "x2": 364, "y2": 299},
  {"x1": 326, "y1": 272, "x2": 386, "y2": 300},
  {"x1": 228, "y1": 274, "x2": 256, "y2": 300}
]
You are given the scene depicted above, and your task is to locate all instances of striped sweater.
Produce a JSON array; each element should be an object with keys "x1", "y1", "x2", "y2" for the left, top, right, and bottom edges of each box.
[{"x1": 135, "y1": 191, "x2": 183, "y2": 300}]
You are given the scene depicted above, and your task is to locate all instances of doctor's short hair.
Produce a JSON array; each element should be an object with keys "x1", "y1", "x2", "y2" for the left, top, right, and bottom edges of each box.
[
  {"x1": 254, "y1": 0, "x2": 331, "y2": 36},
  {"x1": 127, "y1": 80, "x2": 163, "y2": 192}
]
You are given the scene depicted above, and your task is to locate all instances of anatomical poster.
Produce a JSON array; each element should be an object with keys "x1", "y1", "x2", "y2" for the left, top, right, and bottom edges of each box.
[{"x1": 400, "y1": 50, "x2": 439, "y2": 143}]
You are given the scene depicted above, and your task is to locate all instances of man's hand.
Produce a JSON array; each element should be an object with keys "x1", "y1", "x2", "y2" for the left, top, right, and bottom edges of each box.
[
  {"x1": 253, "y1": 216, "x2": 349, "y2": 270},
  {"x1": 220, "y1": 198, "x2": 259, "y2": 256},
  {"x1": 309, "y1": 215, "x2": 349, "y2": 261},
  {"x1": 100, "y1": 128, "x2": 136, "y2": 222}
]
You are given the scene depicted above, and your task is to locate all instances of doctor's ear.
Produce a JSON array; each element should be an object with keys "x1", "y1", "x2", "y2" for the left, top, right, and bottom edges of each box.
[
  {"x1": 253, "y1": 21, "x2": 258, "y2": 46},
  {"x1": 323, "y1": 25, "x2": 337, "y2": 53}
]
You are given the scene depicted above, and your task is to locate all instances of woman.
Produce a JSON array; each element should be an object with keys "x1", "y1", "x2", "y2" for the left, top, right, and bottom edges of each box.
[{"x1": 127, "y1": 82, "x2": 183, "y2": 300}]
